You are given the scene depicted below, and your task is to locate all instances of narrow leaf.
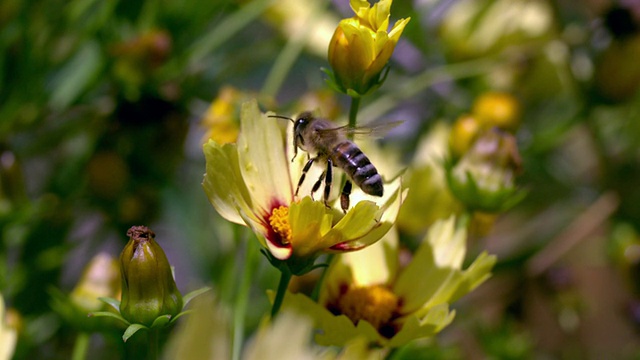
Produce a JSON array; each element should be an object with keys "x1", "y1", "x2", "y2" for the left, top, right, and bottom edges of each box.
[
  {"x1": 89, "y1": 311, "x2": 129, "y2": 325},
  {"x1": 150, "y1": 314, "x2": 172, "y2": 328},
  {"x1": 182, "y1": 287, "x2": 212, "y2": 308},
  {"x1": 123, "y1": 324, "x2": 147, "y2": 342},
  {"x1": 98, "y1": 297, "x2": 121, "y2": 311}
]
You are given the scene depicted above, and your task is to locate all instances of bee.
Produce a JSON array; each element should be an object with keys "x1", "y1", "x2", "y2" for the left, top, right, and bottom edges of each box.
[{"x1": 271, "y1": 111, "x2": 395, "y2": 213}]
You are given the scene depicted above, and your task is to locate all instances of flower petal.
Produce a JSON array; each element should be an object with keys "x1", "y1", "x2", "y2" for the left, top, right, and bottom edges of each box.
[
  {"x1": 236, "y1": 100, "x2": 293, "y2": 216},
  {"x1": 449, "y1": 251, "x2": 497, "y2": 303},
  {"x1": 282, "y1": 291, "x2": 383, "y2": 346},
  {"x1": 333, "y1": 177, "x2": 406, "y2": 251},
  {"x1": 392, "y1": 216, "x2": 466, "y2": 313},
  {"x1": 288, "y1": 196, "x2": 333, "y2": 259},
  {"x1": 387, "y1": 303, "x2": 455, "y2": 348},
  {"x1": 203, "y1": 141, "x2": 256, "y2": 225},
  {"x1": 338, "y1": 229, "x2": 399, "y2": 287}
]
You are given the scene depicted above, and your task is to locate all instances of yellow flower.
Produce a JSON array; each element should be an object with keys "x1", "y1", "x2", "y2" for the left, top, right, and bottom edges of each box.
[
  {"x1": 328, "y1": 0, "x2": 410, "y2": 96},
  {"x1": 70, "y1": 252, "x2": 121, "y2": 312},
  {"x1": 282, "y1": 216, "x2": 496, "y2": 347},
  {"x1": 201, "y1": 86, "x2": 246, "y2": 145},
  {"x1": 472, "y1": 91, "x2": 521, "y2": 132},
  {"x1": 202, "y1": 100, "x2": 405, "y2": 269},
  {"x1": 0, "y1": 293, "x2": 17, "y2": 360},
  {"x1": 165, "y1": 292, "x2": 378, "y2": 360}
]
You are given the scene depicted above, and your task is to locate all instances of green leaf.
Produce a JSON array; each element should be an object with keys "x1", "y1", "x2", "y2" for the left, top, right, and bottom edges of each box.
[
  {"x1": 98, "y1": 297, "x2": 121, "y2": 312},
  {"x1": 150, "y1": 314, "x2": 172, "y2": 328},
  {"x1": 182, "y1": 287, "x2": 212, "y2": 309},
  {"x1": 48, "y1": 41, "x2": 103, "y2": 110},
  {"x1": 170, "y1": 310, "x2": 194, "y2": 324},
  {"x1": 88, "y1": 311, "x2": 129, "y2": 326},
  {"x1": 123, "y1": 324, "x2": 147, "y2": 342}
]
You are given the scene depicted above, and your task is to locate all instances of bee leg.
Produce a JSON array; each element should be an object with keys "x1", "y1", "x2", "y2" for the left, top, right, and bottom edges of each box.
[
  {"x1": 323, "y1": 159, "x2": 333, "y2": 208},
  {"x1": 295, "y1": 157, "x2": 317, "y2": 196},
  {"x1": 340, "y1": 180, "x2": 352, "y2": 213},
  {"x1": 310, "y1": 171, "x2": 326, "y2": 200}
]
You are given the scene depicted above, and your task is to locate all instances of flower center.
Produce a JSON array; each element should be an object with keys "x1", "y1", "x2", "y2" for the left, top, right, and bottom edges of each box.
[
  {"x1": 269, "y1": 206, "x2": 292, "y2": 245},
  {"x1": 337, "y1": 285, "x2": 399, "y2": 330}
]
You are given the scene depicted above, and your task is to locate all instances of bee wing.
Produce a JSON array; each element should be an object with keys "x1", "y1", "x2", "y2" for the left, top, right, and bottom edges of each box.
[{"x1": 315, "y1": 120, "x2": 403, "y2": 140}]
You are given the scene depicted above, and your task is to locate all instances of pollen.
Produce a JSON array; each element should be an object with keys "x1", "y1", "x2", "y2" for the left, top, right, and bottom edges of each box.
[
  {"x1": 269, "y1": 206, "x2": 292, "y2": 245},
  {"x1": 337, "y1": 285, "x2": 399, "y2": 330}
]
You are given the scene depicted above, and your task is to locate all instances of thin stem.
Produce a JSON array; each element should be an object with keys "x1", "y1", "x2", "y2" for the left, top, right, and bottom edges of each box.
[
  {"x1": 148, "y1": 329, "x2": 159, "y2": 360},
  {"x1": 231, "y1": 238, "x2": 258, "y2": 360},
  {"x1": 260, "y1": 0, "x2": 326, "y2": 100},
  {"x1": 71, "y1": 332, "x2": 89, "y2": 360},
  {"x1": 310, "y1": 254, "x2": 334, "y2": 301},
  {"x1": 271, "y1": 268, "x2": 292, "y2": 318},
  {"x1": 358, "y1": 56, "x2": 500, "y2": 122},
  {"x1": 185, "y1": 0, "x2": 276, "y2": 68},
  {"x1": 348, "y1": 96, "x2": 361, "y2": 133}
]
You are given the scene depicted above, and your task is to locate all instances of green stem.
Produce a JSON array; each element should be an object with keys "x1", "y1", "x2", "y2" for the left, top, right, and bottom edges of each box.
[
  {"x1": 71, "y1": 332, "x2": 89, "y2": 360},
  {"x1": 271, "y1": 267, "x2": 292, "y2": 318},
  {"x1": 310, "y1": 254, "x2": 333, "y2": 301},
  {"x1": 148, "y1": 328, "x2": 159, "y2": 360},
  {"x1": 185, "y1": 0, "x2": 276, "y2": 68},
  {"x1": 260, "y1": 0, "x2": 326, "y2": 99},
  {"x1": 358, "y1": 56, "x2": 500, "y2": 122},
  {"x1": 347, "y1": 96, "x2": 361, "y2": 138},
  {"x1": 231, "y1": 238, "x2": 258, "y2": 360}
]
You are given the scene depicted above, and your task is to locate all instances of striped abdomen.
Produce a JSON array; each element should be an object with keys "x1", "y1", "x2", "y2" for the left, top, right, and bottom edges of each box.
[{"x1": 331, "y1": 141, "x2": 383, "y2": 196}]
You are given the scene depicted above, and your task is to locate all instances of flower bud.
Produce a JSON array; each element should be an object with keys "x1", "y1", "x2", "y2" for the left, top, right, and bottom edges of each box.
[
  {"x1": 447, "y1": 128, "x2": 523, "y2": 212},
  {"x1": 119, "y1": 226, "x2": 182, "y2": 326},
  {"x1": 327, "y1": 0, "x2": 410, "y2": 96}
]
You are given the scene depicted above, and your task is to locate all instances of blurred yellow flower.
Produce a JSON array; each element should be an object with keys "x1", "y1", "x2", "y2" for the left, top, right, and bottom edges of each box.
[
  {"x1": 165, "y1": 292, "x2": 380, "y2": 360},
  {"x1": 282, "y1": 216, "x2": 496, "y2": 347},
  {"x1": 328, "y1": 0, "x2": 410, "y2": 96},
  {"x1": 201, "y1": 86, "x2": 246, "y2": 145},
  {"x1": 70, "y1": 252, "x2": 121, "y2": 312},
  {"x1": 397, "y1": 122, "x2": 460, "y2": 235},
  {"x1": 202, "y1": 100, "x2": 405, "y2": 269},
  {"x1": 472, "y1": 91, "x2": 520, "y2": 132},
  {"x1": 0, "y1": 294, "x2": 17, "y2": 360}
]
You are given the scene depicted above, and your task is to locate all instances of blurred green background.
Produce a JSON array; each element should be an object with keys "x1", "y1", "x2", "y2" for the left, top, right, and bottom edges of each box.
[{"x1": 2, "y1": 0, "x2": 640, "y2": 358}]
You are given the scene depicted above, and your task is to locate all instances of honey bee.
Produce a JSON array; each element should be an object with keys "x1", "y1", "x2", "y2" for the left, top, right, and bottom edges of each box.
[{"x1": 271, "y1": 111, "x2": 396, "y2": 212}]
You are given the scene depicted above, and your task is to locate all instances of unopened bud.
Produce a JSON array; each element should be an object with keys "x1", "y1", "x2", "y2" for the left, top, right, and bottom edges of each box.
[
  {"x1": 447, "y1": 129, "x2": 523, "y2": 212},
  {"x1": 119, "y1": 226, "x2": 182, "y2": 326}
]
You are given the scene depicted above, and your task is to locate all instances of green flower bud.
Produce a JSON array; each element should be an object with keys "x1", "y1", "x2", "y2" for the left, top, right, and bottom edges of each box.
[
  {"x1": 447, "y1": 128, "x2": 523, "y2": 213},
  {"x1": 119, "y1": 226, "x2": 182, "y2": 326}
]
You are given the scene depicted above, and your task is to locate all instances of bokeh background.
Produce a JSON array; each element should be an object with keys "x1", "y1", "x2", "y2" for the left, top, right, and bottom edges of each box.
[{"x1": 2, "y1": 0, "x2": 640, "y2": 358}]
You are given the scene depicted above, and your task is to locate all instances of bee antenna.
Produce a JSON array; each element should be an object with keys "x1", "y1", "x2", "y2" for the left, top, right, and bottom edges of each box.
[{"x1": 268, "y1": 114, "x2": 295, "y2": 123}]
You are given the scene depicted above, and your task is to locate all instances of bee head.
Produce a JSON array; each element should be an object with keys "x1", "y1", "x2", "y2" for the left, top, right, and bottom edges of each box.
[{"x1": 294, "y1": 112, "x2": 314, "y2": 134}]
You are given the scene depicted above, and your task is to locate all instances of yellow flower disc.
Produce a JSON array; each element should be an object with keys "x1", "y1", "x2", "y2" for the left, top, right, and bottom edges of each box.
[
  {"x1": 337, "y1": 285, "x2": 398, "y2": 330},
  {"x1": 269, "y1": 206, "x2": 292, "y2": 245}
]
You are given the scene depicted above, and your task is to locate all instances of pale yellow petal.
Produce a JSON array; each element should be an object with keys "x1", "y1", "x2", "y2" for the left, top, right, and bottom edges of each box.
[
  {"x1": 203, "y1": 140, "x2": 256, "y2": 225},
  {"x1": 242, "y1": 310, "x2": 322, "y2": 360},
  {"x1": 392, "y1": 216, "x2": 466, "y2": 313},
  {"x1": 341, "y1": 228, "x2": 399, "y2": 286},
  {"x1": 237, "y1": 100, "x2": 293, "y2": 215},
  {"x1": 289, "y1": 196, "x2": 333, "y2": 259},
  {"x1": 387, "y1": 304, "x2": 455, "y2": 348}
]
